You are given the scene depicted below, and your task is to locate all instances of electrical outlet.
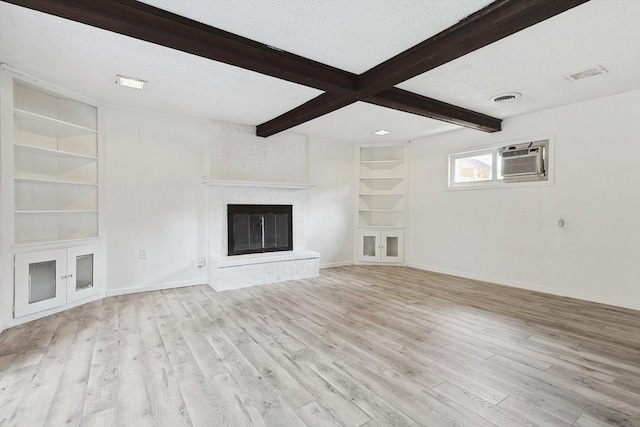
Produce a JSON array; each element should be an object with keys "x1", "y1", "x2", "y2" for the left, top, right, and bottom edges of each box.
[
  {"x1": 558, "y1": 215, "x2": 566, "y2": 228},
  {"x1": 198, "y1": 257, "x2": 206, "y2": 268},
  {"x1": 139, "y1": 249, "x2": 147, "y2": 259}
]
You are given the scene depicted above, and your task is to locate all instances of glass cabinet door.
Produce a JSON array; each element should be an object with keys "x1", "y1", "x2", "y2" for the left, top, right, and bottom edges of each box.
[
  {"x1": 381, "y1": 231, "x2": 404, "y2": 263},
  {"x1": 14, "y1": 249, "x2": 67, "y2": 317},
  {"x1": 66, "y1": 245, "x2": 100, "y2": 303},
  {"x1": 14, "y1": 245, "x2": 100, "y2": 317},
  {"x1": 358, "y1": 230, "x2": 380, "y2": 262}
]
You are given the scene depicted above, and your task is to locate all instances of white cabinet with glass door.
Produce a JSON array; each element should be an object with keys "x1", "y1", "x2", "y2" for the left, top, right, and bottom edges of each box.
[
  {"x1": 14, "y1": 245, "x2": 100, "y2": 318},
  {"x1": 357, "y1": 229, "x2": 404, "y2": 263}
]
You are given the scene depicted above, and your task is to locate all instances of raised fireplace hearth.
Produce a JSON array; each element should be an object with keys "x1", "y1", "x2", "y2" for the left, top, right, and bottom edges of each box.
[
  {"x1": 205, "y1": 179, "x2": 319, "y2": 291},
  {"x1": 227, "y1": 204, "x2": 293, "y2": 255}
]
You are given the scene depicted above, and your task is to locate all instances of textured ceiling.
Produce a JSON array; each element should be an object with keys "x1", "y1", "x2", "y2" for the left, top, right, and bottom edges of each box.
[
  {"x1": 397, "y1": 0, "x2": 640, "y2": 121},
  {"x1": 1, "y1": 0, "x2": 639, "y2": 144},
  {"x1": 138, "y1": 0, "x2": 494, "y2": 74}
]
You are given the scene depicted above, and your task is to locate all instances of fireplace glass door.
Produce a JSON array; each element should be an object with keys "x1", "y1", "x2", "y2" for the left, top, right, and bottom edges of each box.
[{"x1": 228, "y1": 205, "x2": 293, "y2": 255}]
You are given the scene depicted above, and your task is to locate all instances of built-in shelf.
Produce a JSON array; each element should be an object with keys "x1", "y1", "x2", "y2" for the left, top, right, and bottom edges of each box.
[
  {"x1": 13, "y1": 236, "x2": 100, "y2": 248},
  {"x1": 357, "y1": 145, "x2": 407, "y2": 264},
  {"x1": 357, "y1": 226, "x2": 406, "y2": 229},
  {"x1": 359, "y1": 177, "x2": 404, "y2": 181},
  {"x1": 16, "y1": 210, "x2": 98, "y2": 214},
  {"x1": 9, "y1": 77, "x2": 100, "y2": 245},
  {"x1": 204, "y1": 179, "x2": 314, "y2": 190},
  {"x1": 15, "y1": 177, "x2": 98, "y2": 186},
  {"x1": 14, "y1": 108, "x2": 97, "y2": 138},
  {"x1": 360, "y1": 160, "x2": 404, "y2": 169},
  {"x1": 2, "y1": 66, "x2": 105, "y2": 324},
  {"x1": 14, "y1": 143, "x2": 97, "y2": 160}
]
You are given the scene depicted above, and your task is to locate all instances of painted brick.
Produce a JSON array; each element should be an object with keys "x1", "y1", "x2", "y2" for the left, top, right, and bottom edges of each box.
[{"x1": 209, "y1": 120, "x2": 307, "y2": 184}]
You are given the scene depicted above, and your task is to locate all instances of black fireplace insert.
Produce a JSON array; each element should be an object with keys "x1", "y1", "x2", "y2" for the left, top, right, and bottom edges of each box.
[{"x1": 227, "y1": 204, "x2": 293, "y2": 256}]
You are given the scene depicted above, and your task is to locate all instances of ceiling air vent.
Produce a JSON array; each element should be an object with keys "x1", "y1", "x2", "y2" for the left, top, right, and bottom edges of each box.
[
  {"x1": 491, "y1": 92, "x2": 521, "y2": 103},
  {"x1": 564, "y1": 65, "x2": 608, "y2": 82}
]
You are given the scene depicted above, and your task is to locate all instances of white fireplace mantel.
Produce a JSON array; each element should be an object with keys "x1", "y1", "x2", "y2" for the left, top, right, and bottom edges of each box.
[{"x1": 203, "y1": 179, "x2": 314, "y2": 190}]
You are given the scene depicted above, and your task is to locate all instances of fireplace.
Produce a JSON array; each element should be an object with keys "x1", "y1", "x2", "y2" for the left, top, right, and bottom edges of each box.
[{"x1": 227, "y1": 204, "x2": 293, "y2": 256}]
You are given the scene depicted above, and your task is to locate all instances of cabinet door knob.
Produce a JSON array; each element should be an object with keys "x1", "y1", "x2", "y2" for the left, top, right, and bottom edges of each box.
[{"x1": 68, "y1": 273, "x2": 73, "y2": 278}]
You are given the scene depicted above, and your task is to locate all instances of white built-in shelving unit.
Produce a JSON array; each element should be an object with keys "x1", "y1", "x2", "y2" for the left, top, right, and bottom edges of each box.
[
  {"x1": 356, "y1": 144, "x2": 408, "y2": 264},
  {"x1": 0, "y1": 65, "x2": 104, "y2": 325},
  {"x1": 12, "y1": 82, "x2": 99, "y2": 245}
]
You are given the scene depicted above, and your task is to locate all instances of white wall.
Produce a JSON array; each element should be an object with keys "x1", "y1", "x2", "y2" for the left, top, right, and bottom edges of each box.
[
  {"x1": 105, "y1": 106, "x2": 210, "y2": 295},
  {"x1": 209, "y1": 120, "x2": 307, "y2": 183},
  {"x1": 306, "y1": 137, "x2": 356, "y2": 267},
  {"x1": 105, "y1": 111, "x2": 355, "y2": 295},
  {"x1": 408, "y1": 89, "x2": 640, "y2": 310}
]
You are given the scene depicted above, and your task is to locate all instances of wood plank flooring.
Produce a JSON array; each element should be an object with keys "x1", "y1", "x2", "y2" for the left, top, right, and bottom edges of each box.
[{"x1": 1, "y1": 266, "x2": 639, "y2": 426}]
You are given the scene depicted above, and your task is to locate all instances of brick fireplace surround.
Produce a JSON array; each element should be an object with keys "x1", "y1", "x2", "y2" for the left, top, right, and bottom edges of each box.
[
  {"x1": 205, "y1": 123, "x2": 319, "y2": 291},
  {"x1": 205, "y1": 180, "x2": 319, "y2": 291}
]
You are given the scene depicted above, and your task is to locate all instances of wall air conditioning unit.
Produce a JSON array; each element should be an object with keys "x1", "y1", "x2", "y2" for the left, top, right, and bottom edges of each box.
[{"x1": 500, "y1": 145, "x2": 545, "y2": 179}]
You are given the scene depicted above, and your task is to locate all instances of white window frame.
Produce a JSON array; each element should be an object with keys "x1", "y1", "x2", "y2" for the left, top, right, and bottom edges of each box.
[{"x1": 447, "y1": 135, "x2": 554, "y2": 190}]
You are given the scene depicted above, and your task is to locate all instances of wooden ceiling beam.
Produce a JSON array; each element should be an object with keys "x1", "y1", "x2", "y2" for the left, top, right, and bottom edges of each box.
[
  {"x1": 256, "y1": 93, "x2": 356, "y2": 138},
  {"x1": 365, "y1": 88, "x2": 502, "y2": 133},
  {"x1": 357, "y1": 0, "x2": 591, "y2": 97},
  {"x1": 3, "y1": 0, "x2": 590, "y2": 137},
  {"x1": 2, "y1": 0, "x2": 358, "y2": 94},
  {"x1": 260, "y1": 0, "x2": 588, "y2": 136}
]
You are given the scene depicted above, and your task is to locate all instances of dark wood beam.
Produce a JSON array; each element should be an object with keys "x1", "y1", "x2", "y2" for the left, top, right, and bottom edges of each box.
[
  {"x1": 357, "y1": 0, "x2": 591, "y2": 96},
  {"x1": 3, "y1": 0, "x2": 590, "y2": 137},
  {"x1": 2, "y1": 0, "x2": 358, "y2": 94},
  {"x1": 365, "y1": 88, "x2": 502, "y2": 133},
  {"x1": 256, "y1": 93, "x2": 356, "y2": 138}
]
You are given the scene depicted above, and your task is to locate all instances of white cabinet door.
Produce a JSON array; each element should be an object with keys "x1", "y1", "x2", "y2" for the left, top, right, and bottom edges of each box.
[
  {"x1": 381, "y1": 230, "x2": 404, "y2": 263},
  {"x1": 357, "y1": 229, "x2": 404, "y2": 264},
  {"x1": 14, "y1": 245, "x2": 100, "y2": 317},
  {"x1": 66, "y1": 245, "x2": 99, "y2": 303},
  {"x1": 357, "y1": 230, "x2": 381, "y2": 262},
  {"x1": 14, "y1": 249, "x2": 67, "y2": 317}
]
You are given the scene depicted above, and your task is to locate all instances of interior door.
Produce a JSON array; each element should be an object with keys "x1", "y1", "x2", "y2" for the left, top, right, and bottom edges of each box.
[{"x1": 14, "y1": 249, "x2": 67, "y2": 317}]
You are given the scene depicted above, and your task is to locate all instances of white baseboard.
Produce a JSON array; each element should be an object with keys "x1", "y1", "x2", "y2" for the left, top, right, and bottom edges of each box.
[
  {"x1": 320, "y1": 261, "x2": 354, "y2": 269},
  {"x1": 3, "y1": 293, "x2": 103, "y2": 331},
  {"x1": 408, "y1": 263, "x2": 640, "y2": 312},
  {"x1": 105, "y1": 279, "x2": 207, "y2": 297}
]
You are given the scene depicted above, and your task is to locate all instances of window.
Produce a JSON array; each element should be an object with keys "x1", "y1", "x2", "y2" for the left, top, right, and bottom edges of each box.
[
  {"x1": 448, "y1": 137, "x2": 551, "y2": 189},
  {"x1": 452, "y1": 152, "x2": 493, "y2": 183}
]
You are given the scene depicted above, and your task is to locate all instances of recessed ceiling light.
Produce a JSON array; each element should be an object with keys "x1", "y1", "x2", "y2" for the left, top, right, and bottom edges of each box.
[
  {"x1": 490, "y1": 92, "x2": 521, "y2": 103},
  {"x1": 372, "y1": 129, "x2": 391, "y2": 135},
  {"x1": 564, "y1": 65, "x2": 608, "y2": 82},
  {"x1": 116, "y1": 75, "x2": 147, "y2": 90}
]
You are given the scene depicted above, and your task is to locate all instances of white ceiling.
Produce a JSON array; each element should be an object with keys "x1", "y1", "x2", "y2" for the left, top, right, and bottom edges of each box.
[{"x1": 1, "y1": 0, "x2": 639, "y2": 144}]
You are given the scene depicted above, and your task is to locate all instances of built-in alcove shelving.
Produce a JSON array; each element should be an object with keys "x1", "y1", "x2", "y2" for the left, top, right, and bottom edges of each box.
[
  {"x1": 12, "y1": 80, "x2": 99, "y2": 245},
  {"x1": 1, "y1": 66, "x2": 105, "y2": 325},
  {"x1": 356, "y1": 144, "x2": 408, "y2": 264},
  {"x1": 358, "y1": 145, "x2": 406, "y2": 227}
]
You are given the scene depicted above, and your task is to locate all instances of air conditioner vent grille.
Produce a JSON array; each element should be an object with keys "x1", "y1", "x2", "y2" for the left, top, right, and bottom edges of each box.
[
  {"x1": 501, "y1": 146, "x2": 544, "y2": 178},
  {"x1": 503, "y1": 156, "x2": 539, "y2": 176}
]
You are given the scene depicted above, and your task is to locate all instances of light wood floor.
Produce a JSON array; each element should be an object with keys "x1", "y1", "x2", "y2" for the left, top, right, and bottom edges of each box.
[{"x1": 1, "y1": 266, "x2": 639, "y2": 427}]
